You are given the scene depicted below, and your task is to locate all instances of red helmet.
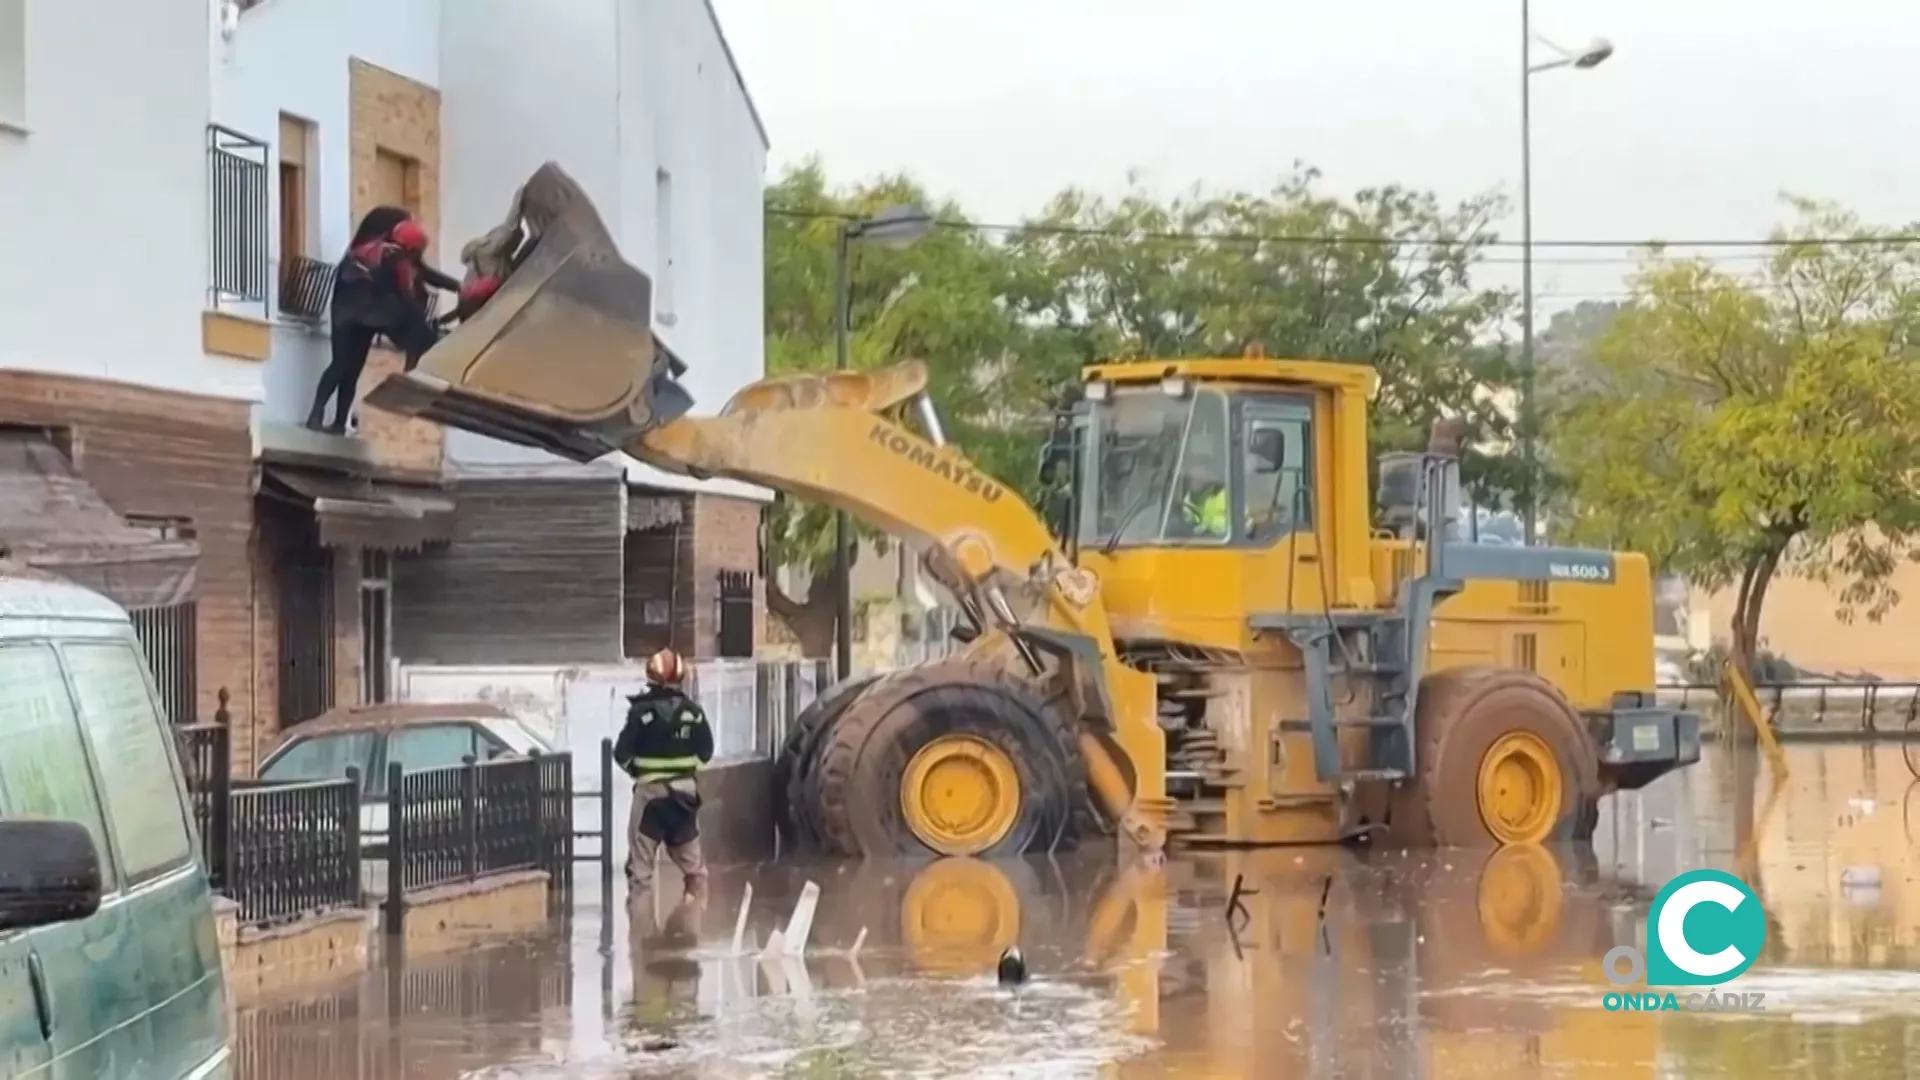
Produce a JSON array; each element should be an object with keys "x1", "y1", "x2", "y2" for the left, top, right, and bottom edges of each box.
[
  {"x1": 645, "y1": 648, "x2": 686, "y2": 687},
  {"x1": 390, "y1": 219, "x2": 430, "y2": 252}
]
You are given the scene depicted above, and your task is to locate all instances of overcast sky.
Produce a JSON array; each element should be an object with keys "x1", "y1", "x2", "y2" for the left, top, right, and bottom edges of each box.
[{"x1": 710, "y1": 0, "x2": 1917, "y2": 310}]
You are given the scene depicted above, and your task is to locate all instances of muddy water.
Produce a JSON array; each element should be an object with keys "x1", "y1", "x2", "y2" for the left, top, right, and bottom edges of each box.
[{"x1": 238, "y1": 742, "x2": 1920, "y2": 1078}]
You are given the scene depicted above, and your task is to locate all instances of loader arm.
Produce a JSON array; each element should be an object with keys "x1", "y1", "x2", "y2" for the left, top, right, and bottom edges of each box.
[{"x1": 634, "y1": 363, "x2": 1165, "y2": 849}]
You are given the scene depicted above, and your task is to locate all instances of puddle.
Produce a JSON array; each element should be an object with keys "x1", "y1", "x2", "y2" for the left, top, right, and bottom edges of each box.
[{"x1": 236, "y1": 742, "x2": 1920, "y2": 1078}]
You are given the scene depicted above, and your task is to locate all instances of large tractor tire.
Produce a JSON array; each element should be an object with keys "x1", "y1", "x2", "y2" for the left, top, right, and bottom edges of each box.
[
  {"x1": 772, "y1": 674, "x2": 884, "y2": 853},
  {"x1": 1389, "y1": 667, "x2": 1602, "y2": 848},
  {"x1": 813, "y1": 659, "x2": 1088, "y2": 858}
]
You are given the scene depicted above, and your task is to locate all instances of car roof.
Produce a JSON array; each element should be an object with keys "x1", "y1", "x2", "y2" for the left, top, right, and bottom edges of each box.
[{"x1": 274, "y1": 701, "x2": 542, "y2": 747}]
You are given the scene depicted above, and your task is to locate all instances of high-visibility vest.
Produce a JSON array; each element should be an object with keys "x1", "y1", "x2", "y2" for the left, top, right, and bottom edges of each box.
[{"x1": 1184, "y1": 488, "x2": 1228, "y2": 536}]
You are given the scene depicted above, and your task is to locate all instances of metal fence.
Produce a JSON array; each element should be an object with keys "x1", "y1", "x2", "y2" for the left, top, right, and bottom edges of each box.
[
  {"x1": 206, "y1": 123, "x2": 270, "y2": 314},
  {"x1": 278, "y1": 253, "x2": 335, "y2": 321},
  {"x1": 131, "y1": 601, "x2": 197, "y2": 726},
  {"x1": 383, "y1": 753, "x2": 574, "y2": 933},
  {"x1": 1659, "y1": 681, "x2": 1920, "y2": 733},
  {"x1": 689, "y1": 658, "x2": 831, "y2": 760},
  {"x1": 225, "y1": 774, "x2": 362, "y2": 926},
  {"x1": 174, "y1": 722, "x2": 231, "y2": 887}
]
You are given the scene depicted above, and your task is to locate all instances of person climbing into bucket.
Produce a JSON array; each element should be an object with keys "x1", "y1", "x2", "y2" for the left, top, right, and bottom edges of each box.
[
  {"x1": 304, "y1": 206, "x2": 461, "y2": 434},
  {"x1": 614, "y1": 648, "x2": 714, "y2": 900}
]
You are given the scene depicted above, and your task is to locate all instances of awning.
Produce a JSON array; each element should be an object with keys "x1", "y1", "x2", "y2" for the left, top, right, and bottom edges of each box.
[
  {"x1": 626, "y1": 493, "x2": 685, "y2": 532},
  {"x1": 0, "y1": 432, "x2": 200, "y2": 609},
  {"x1": 260, "y1": 465, "x2": 456, "y2": 550}
]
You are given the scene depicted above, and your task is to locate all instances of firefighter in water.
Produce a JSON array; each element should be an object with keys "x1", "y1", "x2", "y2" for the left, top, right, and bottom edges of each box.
[{"x1": 614, "y1": 648, "x2": 714, "y2": 898}]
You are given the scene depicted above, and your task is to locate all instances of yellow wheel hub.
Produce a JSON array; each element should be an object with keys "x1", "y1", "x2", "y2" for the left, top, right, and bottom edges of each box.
[
  {"x1": 900, "y1": 734, "x2": 1022, "y2": 856},
  {"x1": 1475, "y1": 731, "x2": 1563, "y2": 844},
  {"x1": 1475, "y1": 843, "x2": 1565, "y2": 956},
  {"x1": 900, "y1": 857, "x2": 1021, "y2": 976}
]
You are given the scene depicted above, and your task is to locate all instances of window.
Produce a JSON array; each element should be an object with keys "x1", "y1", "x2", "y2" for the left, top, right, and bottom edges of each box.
[
  {"x1": 0, "y1": 0, "x2": 23, "y2": 132},
  {"x1": 0, "y1": 644, "x2": 118, "y2": 891},
  {"x1": 61, "y1": 643, "x2": 195, "y2": 883},
  {"x1": 1078, "y1": 388, "x2": 1231, "y2": 547},
  {"x1": 654, "y1": 167, "x2": 676, "y2": 324},
  {"x1": 1239, "y1": 397, "x2": 1314, "y2": 542},
  {"x1": 386, "y1": 724, "x2": 482, "y2": 772},
  {"x1": 277, "y1": 114, "x2": 314, "y2": 262},
  {"x1": 360, "y1": 550, "x2": 391, "y2": 704},
  {"x1": 258, "y1": 732, "x2": 378, "y2": 786}
]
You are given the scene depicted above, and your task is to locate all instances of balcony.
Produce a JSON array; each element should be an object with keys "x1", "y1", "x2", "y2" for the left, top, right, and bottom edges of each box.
[{"x1": 203, "y1": 123, "x2": 272, "y2": 363}]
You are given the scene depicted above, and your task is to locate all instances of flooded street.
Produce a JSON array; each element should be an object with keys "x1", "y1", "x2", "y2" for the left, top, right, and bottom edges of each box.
[{"x1": 238, "y1": 742, "x2": 1920, "y2": 1078}]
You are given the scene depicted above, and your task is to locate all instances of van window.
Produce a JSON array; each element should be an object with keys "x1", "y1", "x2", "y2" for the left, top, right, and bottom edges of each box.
[
  {"x1": 0, "y1": 643, "x2": 119, "y2": 891},
  {"x1": 62, "y1": 642, "x2": 195, "y2": 884}
]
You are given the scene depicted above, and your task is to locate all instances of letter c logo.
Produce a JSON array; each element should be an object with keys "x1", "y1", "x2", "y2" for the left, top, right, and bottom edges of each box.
[{"x1": 1657, "y1": 880, "x2": 1748, "y2": 978}]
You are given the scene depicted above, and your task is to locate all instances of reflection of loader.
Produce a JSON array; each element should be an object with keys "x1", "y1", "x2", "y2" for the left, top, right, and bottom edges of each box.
[{"x1": 369, "y1": 162, "x2": 1701, "y2": 859}]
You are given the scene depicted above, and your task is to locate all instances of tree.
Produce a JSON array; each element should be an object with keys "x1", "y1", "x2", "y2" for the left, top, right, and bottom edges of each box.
[
  {"x1": 761, "y1": 161, "x2": 1036, "y2": 654},
  {"x1": 1004, "y1": 166, "x2": 1526, "y2": 508},
  {"x1": 1551, "y1": 198, "x2": 1920, "y2": 666}
]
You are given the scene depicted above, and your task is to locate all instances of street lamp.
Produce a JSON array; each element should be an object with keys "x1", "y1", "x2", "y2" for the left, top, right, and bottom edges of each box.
[
  {"x1": 1519, "y1": 1, "x2": 1613, "y2": 547},
  {"x1": 833, "y1": 204, "x2": 933, "y2": 679}
]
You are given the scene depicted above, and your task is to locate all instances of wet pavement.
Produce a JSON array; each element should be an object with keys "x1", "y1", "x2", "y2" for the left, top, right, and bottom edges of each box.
[{"x1": 238, "y1": 742, "x2": 1920, "y2": 1078}]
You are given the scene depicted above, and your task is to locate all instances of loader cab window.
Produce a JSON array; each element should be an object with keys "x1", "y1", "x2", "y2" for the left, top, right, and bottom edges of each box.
[
  {"x1": 1078, "y1": 385, "x2": 1231, "y2": 548},
  {"x1": 1239, "y1": 396, "x2": 1314, "y2": 543}
]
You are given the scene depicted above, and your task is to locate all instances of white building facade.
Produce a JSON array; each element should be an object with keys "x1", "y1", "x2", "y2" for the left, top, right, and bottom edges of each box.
[{"x1": 0, "y1": 0, "x2": 771, "y2": 769}]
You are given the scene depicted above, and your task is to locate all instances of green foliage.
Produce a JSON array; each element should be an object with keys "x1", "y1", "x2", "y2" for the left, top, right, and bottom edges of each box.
[
  {"x1": 761, "y1": 161, "x2": 1044, "y2": 603},
  {"x1": 1005, "y1": 168, "x2": 1522, "y2": 505},
  {"x1": 1551, "y1": 198, "x2": 1920, "y2": 656}
]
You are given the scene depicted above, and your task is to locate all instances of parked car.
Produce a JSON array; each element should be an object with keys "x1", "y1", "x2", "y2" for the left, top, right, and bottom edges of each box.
[
  {"x1": 255, "y1": 702, "x2": 555, "y2": 839},
  {"x1": 0, "y1": 566, "x2": 230, "y2": 1078}
]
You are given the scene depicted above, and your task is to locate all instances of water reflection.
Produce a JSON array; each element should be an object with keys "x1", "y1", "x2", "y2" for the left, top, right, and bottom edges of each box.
[{"x1": 236, "y1": 743, "x2": 1920, "y2": 1078}]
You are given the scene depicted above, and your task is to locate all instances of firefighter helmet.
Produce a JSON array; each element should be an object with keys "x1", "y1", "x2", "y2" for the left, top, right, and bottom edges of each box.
[{"x1": 644, "y1": 648, "x2": 686, "y2": 688}]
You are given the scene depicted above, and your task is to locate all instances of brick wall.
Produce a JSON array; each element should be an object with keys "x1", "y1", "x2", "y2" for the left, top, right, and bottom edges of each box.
[
  {"x1": 677, "y1": 494, "x2": 763, "y2": 658},
  {"x1": 347, "y1": 57, "x2": 444, "y2": 477},
  {"x1": 0, "y1": 372, "x2": 256, "y2": 763}
]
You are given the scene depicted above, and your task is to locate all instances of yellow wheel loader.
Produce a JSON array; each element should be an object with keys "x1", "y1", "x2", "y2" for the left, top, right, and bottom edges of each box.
[{"x1": 368, "y1": 162, "x2": 1702, "y2": 859}]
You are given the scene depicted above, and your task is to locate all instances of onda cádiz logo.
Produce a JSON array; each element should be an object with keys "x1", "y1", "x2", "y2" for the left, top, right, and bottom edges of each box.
[{"x1": 1601, "y1": 869, "x2": 1769, "y2": 1013}]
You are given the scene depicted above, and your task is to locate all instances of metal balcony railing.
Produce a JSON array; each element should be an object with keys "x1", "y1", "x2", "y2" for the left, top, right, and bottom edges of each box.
[
  {"x1": 278, "y1": 255, "x2": 335, "y2": 322},
  {"x1": 206, "y1": 124, "x2": 270, "y2": 317}
]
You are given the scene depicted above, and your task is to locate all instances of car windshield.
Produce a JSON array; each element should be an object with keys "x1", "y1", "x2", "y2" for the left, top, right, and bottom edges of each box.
[
  {"x1": 259, "y1": 731, "x2": 378, "y2": 784},
  {"x1": 1077, "y1": 386, "x2": 1231, "y2": 547}
]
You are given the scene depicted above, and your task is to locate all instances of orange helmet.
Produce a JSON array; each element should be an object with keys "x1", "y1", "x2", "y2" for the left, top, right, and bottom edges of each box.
[
  {"x1": 644, "y1": 648, "x2": 686, "y2": 687},
  {"x1": 390, "y1": 219, "x2": 430, "y2": 253}
]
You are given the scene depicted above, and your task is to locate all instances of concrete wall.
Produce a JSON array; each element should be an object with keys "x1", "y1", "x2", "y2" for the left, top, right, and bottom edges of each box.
[
  {"x1": 1692, "y1": 557, "x2": 1920, "y2": 679},
  {"x1": 0, "y1": 0, "x2": 260, "y2": 401}
]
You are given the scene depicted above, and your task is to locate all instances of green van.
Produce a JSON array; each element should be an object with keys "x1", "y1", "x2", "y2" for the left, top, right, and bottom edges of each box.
[{"x1": 0, "y1": 567, "x2": 230, "y2": 1078}]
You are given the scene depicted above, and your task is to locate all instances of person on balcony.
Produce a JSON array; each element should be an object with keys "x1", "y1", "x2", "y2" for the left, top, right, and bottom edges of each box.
[
  {"x1": 614, "y1": 648, "x2": 714, "y2": 899},
  {"x1": 304, "y1": 207, "x2": 461, "y2": 434}
]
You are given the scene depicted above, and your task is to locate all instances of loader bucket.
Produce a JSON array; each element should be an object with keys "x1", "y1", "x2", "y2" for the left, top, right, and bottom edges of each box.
[{"x1": 363, "y1": 162, "x2": 694, "y2": 463}]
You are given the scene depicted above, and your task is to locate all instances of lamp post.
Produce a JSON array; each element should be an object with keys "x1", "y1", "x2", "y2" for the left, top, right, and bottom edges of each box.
[
  {"x1": 833, "y1": 204, "x2": 932, "y2": 680},
  {"x1": 1520, "y1": 3, "x2": 1613, "y2": 546}
]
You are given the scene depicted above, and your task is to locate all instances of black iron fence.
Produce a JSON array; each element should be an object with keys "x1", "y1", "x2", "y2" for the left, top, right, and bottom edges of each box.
[
  {"x1": 278, "y1": 254, "x2": 335, "y2": 321},
  {"x1": 225, "y1": 774, "x2": 362, "y2": 926},
  {"x1": 174, "y1": 722, "x2": 231, "y2": 886},
  {"x1": 383, "y1": 753, "x2": 574, "y2": 934}
]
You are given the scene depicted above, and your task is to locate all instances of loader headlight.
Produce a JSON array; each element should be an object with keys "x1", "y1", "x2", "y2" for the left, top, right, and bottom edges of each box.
[
  {"x1": 1160, "y1": 373, "x2": 1191, "y2": 399},
  {"x1": 1084, "y1": 379, "x2": 1111, "y2": 403}
]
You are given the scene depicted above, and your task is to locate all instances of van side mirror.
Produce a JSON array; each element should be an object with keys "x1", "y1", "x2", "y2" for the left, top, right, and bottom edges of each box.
[
  {"x1": 1250, "y1": 427, "x2": 1287, "y2": 475},
  {"x1": 0, "y1": 818, "x2": 105, "y2": 932}
]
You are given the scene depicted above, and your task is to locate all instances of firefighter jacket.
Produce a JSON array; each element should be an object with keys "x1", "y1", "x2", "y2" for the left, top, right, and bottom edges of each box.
[{"x1": 613, "y1": 685, "x2": 714, "y2": 784}]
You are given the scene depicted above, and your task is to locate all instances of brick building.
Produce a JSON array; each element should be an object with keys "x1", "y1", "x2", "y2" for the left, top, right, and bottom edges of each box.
[{"x1": 0, "y1": 0, "x2": 771, "y2": 776}]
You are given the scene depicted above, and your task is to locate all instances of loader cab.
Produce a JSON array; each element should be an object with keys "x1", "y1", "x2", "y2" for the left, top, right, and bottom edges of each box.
[{"x1": 1061, "y1": 357, "x2": 1380, "y2": 644}]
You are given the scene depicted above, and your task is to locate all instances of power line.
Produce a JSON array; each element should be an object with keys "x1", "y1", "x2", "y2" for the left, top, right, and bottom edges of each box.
[{"x1": 766, "y1": 205, "x2": 1920, "y2": 252}]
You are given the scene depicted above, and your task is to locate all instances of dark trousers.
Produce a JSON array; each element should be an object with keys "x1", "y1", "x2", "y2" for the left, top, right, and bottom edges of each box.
[{"x1": 306, "y1": 310, "x2": 438, "y2": 432}]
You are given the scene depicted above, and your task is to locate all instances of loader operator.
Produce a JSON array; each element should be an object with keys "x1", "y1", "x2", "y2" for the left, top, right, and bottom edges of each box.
[
  {"x1": 614, "y1": 648, "x2": 713, "y2": 898},
  {"x1": 1178, "y1": 460, "x2": 1229, "y2": 539}
]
